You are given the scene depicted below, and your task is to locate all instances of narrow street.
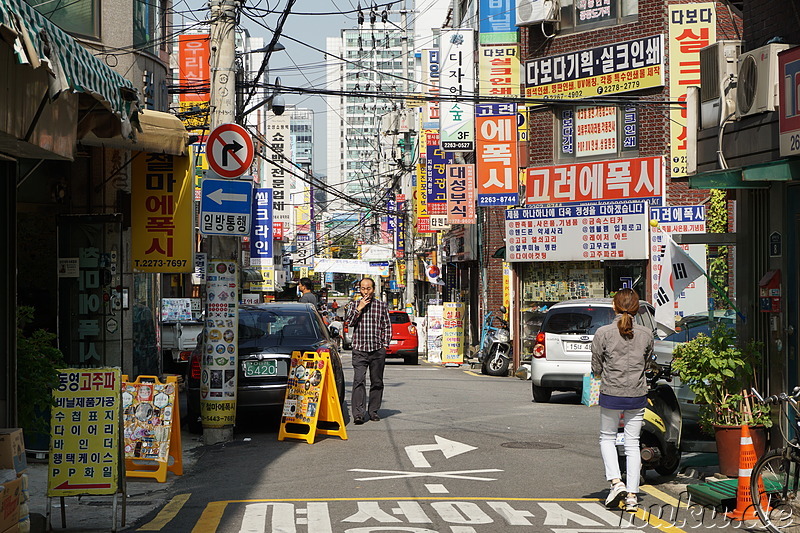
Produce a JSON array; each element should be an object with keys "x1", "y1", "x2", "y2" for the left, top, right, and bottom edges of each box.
[{"x1": 119, "y1": 355, "x2": 740, "y2": 533}]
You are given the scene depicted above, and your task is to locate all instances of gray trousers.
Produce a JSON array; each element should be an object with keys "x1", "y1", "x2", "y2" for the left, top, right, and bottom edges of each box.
[{"x1": 351, "y1": 347, "x2": 386, "y2": 419}]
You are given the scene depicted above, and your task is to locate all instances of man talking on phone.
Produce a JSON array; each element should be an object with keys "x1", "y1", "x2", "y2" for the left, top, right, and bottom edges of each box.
[{"x1": 344, "y1": 277, "x2": 391, "y2": 424}]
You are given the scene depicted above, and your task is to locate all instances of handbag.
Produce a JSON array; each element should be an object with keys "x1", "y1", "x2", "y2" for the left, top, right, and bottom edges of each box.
[{"x1": 581, "y1": 372, "x2": 601, "y2": 407}]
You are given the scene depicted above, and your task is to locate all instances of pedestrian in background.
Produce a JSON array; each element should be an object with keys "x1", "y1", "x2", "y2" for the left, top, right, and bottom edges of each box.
[
  {"x1": 344, "y1": 277, "x2": 391, "y2": 425},
  {"x1": 590, "y1": 288, "x2": 653, "y2": 512},
  {"x1": 297, "y1": 278, "x2": 318, "y2": 306}
]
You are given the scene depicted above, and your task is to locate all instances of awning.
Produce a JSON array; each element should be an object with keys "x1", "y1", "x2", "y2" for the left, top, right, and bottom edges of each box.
[
  {"x1": 0, "y1": 0, "x2": 136, "y2": 130},
  {"x1": 79, "y1": 110, "x2": 190, "y2": 156},
  {"x1": 688, "y1": 159, "x2": 800, "y2": 189}
]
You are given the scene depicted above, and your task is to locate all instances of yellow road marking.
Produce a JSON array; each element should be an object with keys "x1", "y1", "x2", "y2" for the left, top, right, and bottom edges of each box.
[
  {"x1": 636, "y1": 507, "x2": 688, "y2": 532},
  {"x1": 641, "y1": 484, "x2": 685, "y2": 509},
  {"x1": 193, "y1": 501, "x2": 228, "y2": 533},
  {"x1": 137, "y1": 493, "x2": 192, "y2": 531},
  {"x1": 463, "y1": 370, "x2": 481, "y2": 376}
]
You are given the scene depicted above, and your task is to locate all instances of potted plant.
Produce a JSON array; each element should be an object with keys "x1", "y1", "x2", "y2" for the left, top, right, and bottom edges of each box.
[
  {"x1": 17, "y1": 306, "x2": 65, "y2": 451},
  {"x1": 671, "y1": 322, "x2": 772, "y2": 476}
]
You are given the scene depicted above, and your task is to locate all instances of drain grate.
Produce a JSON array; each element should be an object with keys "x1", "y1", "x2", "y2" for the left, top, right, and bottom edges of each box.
[{"x1": 500, "y1": 441, "x2": 564, "y2": 449}]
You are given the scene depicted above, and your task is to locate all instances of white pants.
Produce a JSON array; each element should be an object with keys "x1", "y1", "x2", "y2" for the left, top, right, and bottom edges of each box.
[{"x1": 599, "y1": 406, "x2": 645, "y2": 494}]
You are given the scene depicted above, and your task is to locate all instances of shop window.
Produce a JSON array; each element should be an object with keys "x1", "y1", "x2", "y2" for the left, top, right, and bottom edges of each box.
[
  {"x1": 558, "y1": 0, "x2": 638, "y2": 32},
  {"x1": 556, "y1": 104, "x2": 638, "y2": 162},
  {"x1": 30, "y1": 0, "x2": 99, "y2": 40}
]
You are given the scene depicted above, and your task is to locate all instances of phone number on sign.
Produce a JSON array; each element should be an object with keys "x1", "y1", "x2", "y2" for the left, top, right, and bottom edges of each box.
[{"x1": 134, "y1": 259, "x2": 188, "y2": 268}]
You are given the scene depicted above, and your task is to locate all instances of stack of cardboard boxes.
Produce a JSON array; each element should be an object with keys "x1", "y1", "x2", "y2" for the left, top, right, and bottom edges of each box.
[{"x1": 0, "y1": 429, "x2": 29, "y2": 533}]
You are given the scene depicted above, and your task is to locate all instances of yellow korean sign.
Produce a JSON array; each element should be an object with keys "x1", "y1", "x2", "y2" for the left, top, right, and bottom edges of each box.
[
  {"x1": 132, "y1": 154, "x2": 194, "y2": 273},
  {"x1": 479, "y1": 44, "x2": 521, "y2": 97},
  {"x1": 250, "y1": 267, "x2": 275, "y2": 291},
  {"x1": 442, "y1": 302, "x2": 466, "y2": 364},
  {"x1": 668, "y1": 3, "x2": 715, "y2": 177},
  {"x1": 48, "y1": 368, "x2": 121, "y2": 496}
]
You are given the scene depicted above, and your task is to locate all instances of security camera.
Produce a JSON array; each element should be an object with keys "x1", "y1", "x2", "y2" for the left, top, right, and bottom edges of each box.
[{"x1": 271, "y1": 94, "x2": 285, "y2": 116}]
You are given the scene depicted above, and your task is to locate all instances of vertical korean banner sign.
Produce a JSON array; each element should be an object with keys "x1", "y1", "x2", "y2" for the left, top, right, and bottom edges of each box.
[
  {"x1": 132, "y1": 154, "x2": 194, "y2": 272},
  {"x1": 440, "y1": 29, "x2": 476, "y2": 151},
  {"x1": 427, "y1": 305, "x2": 444, "y2": 363},
  {"x1": 476, "y1": 104, "x2": 519, "y2": 206},
  {"x1": 446, "y1": 164, "x2": 476, "y2": 224},
  {"x1": 442, "y1": 302, "x2": 466, "y2": 364},
  {"x1": 178, "y1": 34, "x2": 210, "y2": 130},
  {"x1": 250, "y1": 188, "x2": 274, "y2": 291},
  {"x1": 668, "y1": 4, "x2": 715, "y2": 178},
  {"x1": 266, "y1": 114, "x2": 293, "y2": 238},
  {"x1": 48, "y1": 369, "x2": 120, "y2": 497},
  {"x1": 426, "y1": 131, "x2": 453, "y2": 215},
  {"x1": 202, "y1": 261, "x2": 238, "y2": 427}
]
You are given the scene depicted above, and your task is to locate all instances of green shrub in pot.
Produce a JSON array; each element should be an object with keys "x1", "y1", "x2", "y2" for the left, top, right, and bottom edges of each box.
[{"x1": 671, "y1": 323, "x2": 771, "y2": 434}]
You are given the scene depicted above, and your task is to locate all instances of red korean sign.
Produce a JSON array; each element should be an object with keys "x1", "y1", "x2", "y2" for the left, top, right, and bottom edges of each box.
[
  {"x1": 476, "y1": 106, "x2": 518, "y2": 207},
  {"x1": 524, "y1": 156, "x2": 664, "y2": 205},
  {"x1": 178, "y1": 34, "x2": 210, "y2": 103},
  {"x1": 446, "y1": 165, "x2": 476, "y2": 224}
]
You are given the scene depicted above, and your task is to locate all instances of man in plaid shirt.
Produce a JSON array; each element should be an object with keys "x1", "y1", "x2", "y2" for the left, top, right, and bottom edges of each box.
[{"x1": 344, "y1": 277, "x2": 391, "y2": 424}]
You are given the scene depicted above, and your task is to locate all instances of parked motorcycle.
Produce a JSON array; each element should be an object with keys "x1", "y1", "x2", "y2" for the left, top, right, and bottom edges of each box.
[
  {"x1": 617, "y1": 361, "x2": 682, "y2": 477},
  {"x1": 476, "y1": 307, "x2": 512, "y2": 377}
]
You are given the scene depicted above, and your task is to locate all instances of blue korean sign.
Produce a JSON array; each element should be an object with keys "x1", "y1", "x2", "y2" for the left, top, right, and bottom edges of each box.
[
  {"x1": 200, "y1": 178, "x2": 253, "y2": 236},
  {"x1": 479, "y1": 0, "x2": 516, "y2": 35},
  {"x1": 250, "y1": 188, "x2": 273, "y2": 259}
]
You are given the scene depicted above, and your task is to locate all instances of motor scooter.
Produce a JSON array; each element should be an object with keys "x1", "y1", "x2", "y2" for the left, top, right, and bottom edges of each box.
[
  {"x1": 475, "y1": 307, "x2": 512, "y2": 376},
  {"x1": 617, "y1": 361, "x2": 682, "y2": 477}
]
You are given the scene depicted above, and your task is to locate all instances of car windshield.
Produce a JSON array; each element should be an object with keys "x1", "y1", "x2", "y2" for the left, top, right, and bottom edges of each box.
[
  {"x1": 542, "y1": 307, "x2": 616, "y2": 335},
  {"x1": 390, "y1": 313, "x2": 410, "y2": 324},
  {"x1": 238, "y1": 309, "x2": 320, "y2": 351}
]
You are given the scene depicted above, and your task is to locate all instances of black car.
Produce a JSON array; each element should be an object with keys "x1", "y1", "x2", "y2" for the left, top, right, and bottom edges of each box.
[{"x1": 185, "y1": 302, "x2": 346, "y2": 433}]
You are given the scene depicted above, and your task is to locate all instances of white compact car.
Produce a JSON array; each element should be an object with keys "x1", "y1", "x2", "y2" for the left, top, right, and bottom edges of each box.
[{"x1": 530, "y1": 298, "x2": 658, "y2": 403}]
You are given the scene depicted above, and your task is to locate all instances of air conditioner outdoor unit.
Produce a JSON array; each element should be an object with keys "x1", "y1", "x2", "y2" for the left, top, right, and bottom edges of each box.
[
  {"x1": 698, "y1": 40, "x2": 740, "y2": 128},
  {"x1": 516, "y1": 0, "x2": 557, "y2": 26},
  {"x1": 735, "y1": 43, "x2": 791, "y2": 119}
]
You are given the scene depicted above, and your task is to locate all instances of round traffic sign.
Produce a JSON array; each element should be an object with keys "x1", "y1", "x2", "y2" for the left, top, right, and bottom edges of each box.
[{"x1": 206, "y1": 123, "x2": 254, "y2": 178}]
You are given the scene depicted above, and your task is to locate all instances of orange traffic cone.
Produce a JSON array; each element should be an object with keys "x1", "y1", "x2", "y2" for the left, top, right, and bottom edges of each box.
[{"x1": 726, "y1": 424, "x2": 770, "y2": 521}]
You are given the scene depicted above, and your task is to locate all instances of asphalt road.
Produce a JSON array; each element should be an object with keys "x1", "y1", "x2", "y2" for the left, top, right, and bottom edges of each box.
[{"x1": 121, "y1": 353, "x2": 744, "y2": 533}]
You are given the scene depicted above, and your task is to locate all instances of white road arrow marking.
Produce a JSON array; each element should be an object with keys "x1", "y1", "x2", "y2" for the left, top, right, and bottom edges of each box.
[
  {"x1": 207, "y1": 188, "x2": 248, "y2": 205},
  {"x1": 405, "y1": 435, "x2": 477, "y2": 468},
  {"x1": 349, "y1": 468, "x2": 502, "y2": 481}
]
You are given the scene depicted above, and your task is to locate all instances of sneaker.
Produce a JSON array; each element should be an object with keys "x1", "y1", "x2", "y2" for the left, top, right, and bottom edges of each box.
[
  {"x1": 605, "y1": 482, "x2": 627, "y2": 508},
  {"x1": 625, "y1": 494, "x2": 638, "y2": 512}
]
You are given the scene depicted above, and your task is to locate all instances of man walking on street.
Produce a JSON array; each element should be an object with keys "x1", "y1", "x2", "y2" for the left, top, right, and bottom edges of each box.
[
  {"x1": 297, "y1": 278, "x2": 318, "y2": 306},
  {"x1": 344, "y1": 277, "x2": 391, "y2": 424}
]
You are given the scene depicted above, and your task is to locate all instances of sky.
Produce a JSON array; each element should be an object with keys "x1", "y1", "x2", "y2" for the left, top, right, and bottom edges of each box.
[
  {"x1": 174, "y1": 0, "x2": 450, "y2": 176},
  {"x1": 239, "y1": 1, "x2": 357, "y2": 176}
]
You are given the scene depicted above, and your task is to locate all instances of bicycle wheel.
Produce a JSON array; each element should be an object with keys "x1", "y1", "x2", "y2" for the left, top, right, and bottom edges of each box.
[{"x1": 750, "y1": 448, "x2": 800, "y2": 532}]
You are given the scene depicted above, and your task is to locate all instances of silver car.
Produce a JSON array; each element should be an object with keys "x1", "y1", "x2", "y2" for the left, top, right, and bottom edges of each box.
[{"x1": 530, "y1": 298, "x2": 657, "y2": 403}]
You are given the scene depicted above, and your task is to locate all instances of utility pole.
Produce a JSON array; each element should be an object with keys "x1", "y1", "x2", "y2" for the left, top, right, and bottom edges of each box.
[
  {"x1": 400, "y1": 0, "x2": 415, "y2": 313},
  {"x1": 203, "y1": 0, "x2": 239, "y2": 445}
]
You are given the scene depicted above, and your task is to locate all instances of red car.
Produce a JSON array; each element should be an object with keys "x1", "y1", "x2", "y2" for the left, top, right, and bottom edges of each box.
[{"x1": 386, "y1": 311, "x2": 419, "y2": 365}]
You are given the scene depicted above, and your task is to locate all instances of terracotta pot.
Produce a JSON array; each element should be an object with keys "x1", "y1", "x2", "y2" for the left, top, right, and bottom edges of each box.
[{"x1": 714, "y1": 424, "x2": 767, "y2": 477}]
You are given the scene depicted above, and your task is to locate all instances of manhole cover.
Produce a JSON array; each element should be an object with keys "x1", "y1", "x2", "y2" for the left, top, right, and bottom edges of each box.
[{"x1": 500, "y1": 441, "x2": 564, "y2": 449}]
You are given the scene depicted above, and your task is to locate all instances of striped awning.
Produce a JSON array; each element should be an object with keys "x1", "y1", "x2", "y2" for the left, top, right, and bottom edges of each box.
[{"x1": 0, "y1": 0, "x2": 136, "y2": 131}]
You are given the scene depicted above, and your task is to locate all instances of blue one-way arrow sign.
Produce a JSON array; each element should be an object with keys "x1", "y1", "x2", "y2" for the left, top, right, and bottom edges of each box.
[{"x1": 200, "y1": 178, "x2": 253, "y2": 236}]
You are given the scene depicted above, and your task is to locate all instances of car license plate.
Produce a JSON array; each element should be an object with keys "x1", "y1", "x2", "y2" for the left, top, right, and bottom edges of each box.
[
  {"x1": 389, "y1": 340, "x2": 399, "y2": 345},
  {"x1": 244, "y1": 360, "x2": 278, "y2": 377},
  {"x1": 565, "y1": 342, "x2": 590, "y2": 351},
  {"x1": 615, "y1": 432, "x2": 625, "y2": 446}
]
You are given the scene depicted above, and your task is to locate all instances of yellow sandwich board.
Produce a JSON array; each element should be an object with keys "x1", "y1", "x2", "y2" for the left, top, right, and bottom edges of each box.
[{"x1": 278, "y1": 351, "x2": 347, "y2": 444}]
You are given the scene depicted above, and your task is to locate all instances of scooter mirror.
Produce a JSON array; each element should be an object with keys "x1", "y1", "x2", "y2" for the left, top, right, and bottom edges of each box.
[{"x1": 499, "y1": 305, "x2": 507, "y2": 314}]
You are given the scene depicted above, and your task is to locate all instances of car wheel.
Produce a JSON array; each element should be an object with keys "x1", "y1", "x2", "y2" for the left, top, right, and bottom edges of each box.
[
  {"x1": 532, "y1": 384, "x2": 552, "y2": 403},
  {"x1": 404, "y1": 353, "x2": 419, "y2": 365}
]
